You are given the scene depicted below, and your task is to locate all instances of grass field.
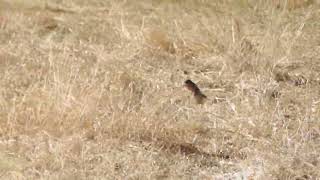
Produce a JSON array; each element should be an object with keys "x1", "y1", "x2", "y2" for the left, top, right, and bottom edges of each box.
[{"x1": 0, "y1": 0, "x2": 319, "y2": 179}]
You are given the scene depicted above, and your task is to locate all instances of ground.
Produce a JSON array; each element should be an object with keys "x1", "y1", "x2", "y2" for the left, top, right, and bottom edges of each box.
[{"x1": 0, "y1": 0, "x2": 319, "y2": 179}]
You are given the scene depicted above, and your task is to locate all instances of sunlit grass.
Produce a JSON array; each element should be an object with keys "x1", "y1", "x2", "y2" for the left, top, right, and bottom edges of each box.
[{"x1": 0, "y1": 0, "x2": 319, "y2": 179}]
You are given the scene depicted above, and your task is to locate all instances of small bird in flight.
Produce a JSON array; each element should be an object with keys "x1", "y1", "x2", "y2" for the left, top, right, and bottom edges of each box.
[{"x1": 184, "y1": 79, "x2": 207, "y2": 104}]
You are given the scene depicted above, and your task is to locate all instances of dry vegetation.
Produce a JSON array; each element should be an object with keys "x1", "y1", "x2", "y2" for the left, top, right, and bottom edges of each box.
[{"x1": 0, "y1": 0, "x2": 320, "y2": 179}]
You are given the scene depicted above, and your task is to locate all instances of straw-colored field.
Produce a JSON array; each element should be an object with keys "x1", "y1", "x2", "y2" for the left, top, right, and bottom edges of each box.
[{"x1": 0, "y1": 0, "x2": 319, "y2": 179}]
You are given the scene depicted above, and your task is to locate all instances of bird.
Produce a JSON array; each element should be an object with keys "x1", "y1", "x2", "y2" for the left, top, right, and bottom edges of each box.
[{"x1": 184, "y1": 79, "x2": 207, "y2": 104}]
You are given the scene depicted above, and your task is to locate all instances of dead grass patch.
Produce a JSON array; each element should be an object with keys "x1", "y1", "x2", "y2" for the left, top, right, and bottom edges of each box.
[{"x1": 0, "y1": 0, "x2": 319, "y2": 179}]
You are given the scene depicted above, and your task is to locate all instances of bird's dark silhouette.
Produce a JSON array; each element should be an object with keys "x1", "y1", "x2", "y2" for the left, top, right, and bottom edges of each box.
[{"x1": 184, "y1": 79, "x2": 207, "y2": 104}]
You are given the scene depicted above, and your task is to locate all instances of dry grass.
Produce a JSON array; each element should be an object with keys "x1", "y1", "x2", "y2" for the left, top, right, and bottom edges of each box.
[{"x1": 0, "y1": 0, "x2": 320, "y2": 179}]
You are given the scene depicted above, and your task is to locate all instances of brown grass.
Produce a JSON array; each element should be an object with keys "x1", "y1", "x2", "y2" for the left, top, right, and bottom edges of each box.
[{"x1": 0, "y1": 0, "x2": 320, "y2": 179}]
